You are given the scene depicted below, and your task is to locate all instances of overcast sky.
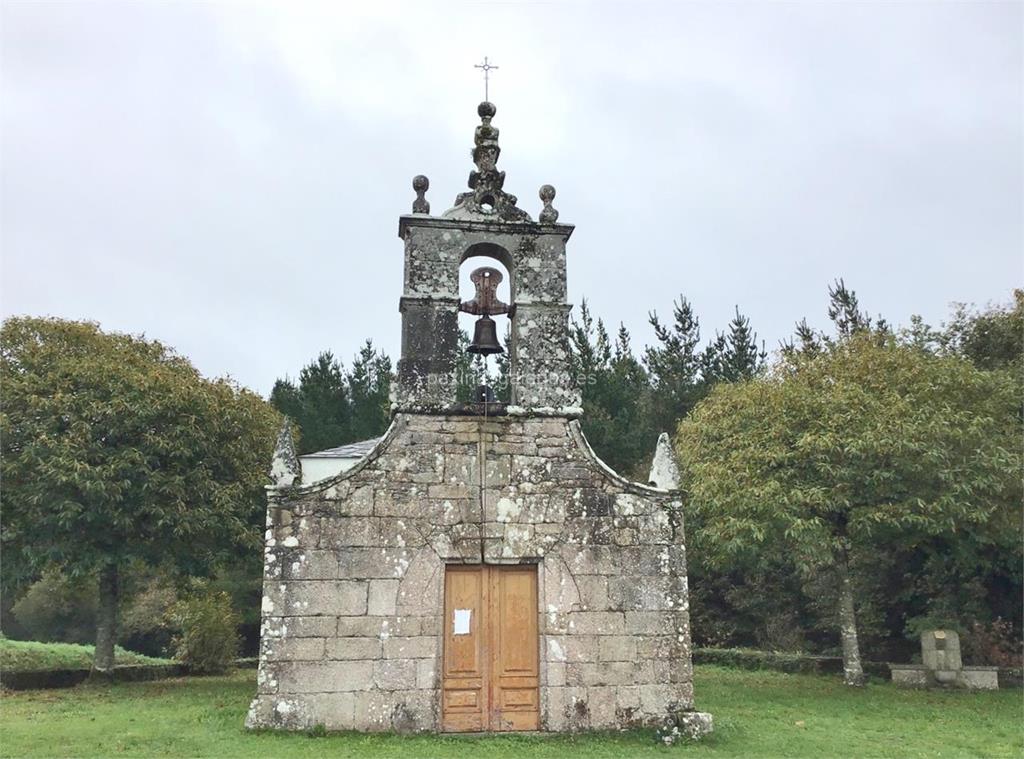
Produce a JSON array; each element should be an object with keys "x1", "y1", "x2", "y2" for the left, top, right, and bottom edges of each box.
[{"x1": 2, "y1": 1, "x2": 1021, "y2": 395}]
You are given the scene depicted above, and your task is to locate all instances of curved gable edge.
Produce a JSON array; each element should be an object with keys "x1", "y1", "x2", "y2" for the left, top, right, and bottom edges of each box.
[
  {"x1": 265, "y1": 414, "x2": 680, "y2": 500},
  {"x1": 266, "y1": 415, "x2": 405, "y2": 497},
  {"x1": 566, "y1": 420, "x2": 678, "y2": 497}
]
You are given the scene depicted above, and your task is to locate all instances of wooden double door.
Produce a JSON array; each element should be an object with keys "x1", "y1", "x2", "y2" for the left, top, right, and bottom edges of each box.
[{"x1": 441, "y1": 564, "x2": 539, "y2": 732}]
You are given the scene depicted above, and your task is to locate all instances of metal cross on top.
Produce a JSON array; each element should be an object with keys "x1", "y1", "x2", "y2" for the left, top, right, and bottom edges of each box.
[{"x1": 474, "y1": 56, "x2": 499, "y2": 101}]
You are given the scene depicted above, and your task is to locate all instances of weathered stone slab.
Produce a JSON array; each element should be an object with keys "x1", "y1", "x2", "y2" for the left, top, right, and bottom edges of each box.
[
  {"x1": 267, "y1": 637, "x2": 326, "y2": 661},
  {"x1": 336, "y1": 616, "x2": 388, "y2": 637},
  {"x1": 272, "y1": 616, "x2": 336, "y2": 639},
  {"x1": 277, "y1": 661, "x2": 374, "y2": 693},
  {"x1": 326, "y1": 637, "x2": 381, "y2": 660},
  {"x1": 599, "y1": 635, "x2": 638, "y2": 662},
  {"x1": 568, "y1": 611, "x2": 625, "y2": 635},
  {"x1": 282, "y1": 581, "x2": 368, "y2": 617},
  {"x1": 367, "y1": 579, "x2": 399, "y2": 616},
  {"x1": 587, "y1": 686, "x2": 617, "y2": 727},
  {"x1": 382, "y1": 636, "x2": 437, "y2": 659},
  {"x1": 373, "y1": 659, "x2": 417, "y2": 690}
]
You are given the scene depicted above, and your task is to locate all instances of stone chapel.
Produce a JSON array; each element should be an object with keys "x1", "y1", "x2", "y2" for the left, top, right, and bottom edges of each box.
[{"x1": 246, "y1": 102, "x2": 712, "y2": 736}]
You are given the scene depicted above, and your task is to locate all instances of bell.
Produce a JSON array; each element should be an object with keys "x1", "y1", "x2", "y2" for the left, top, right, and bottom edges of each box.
[{"x1": 468, "y1": 315, "x2": 504, "y2": 355}]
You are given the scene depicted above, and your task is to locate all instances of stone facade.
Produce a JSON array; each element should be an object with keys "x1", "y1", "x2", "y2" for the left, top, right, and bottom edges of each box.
[
  {"x1": 247, "y1": 101, "x2": 710, "y2": 735},
  {"x1": 247, "y1": 412, "x2": 697, "y2": 732}
]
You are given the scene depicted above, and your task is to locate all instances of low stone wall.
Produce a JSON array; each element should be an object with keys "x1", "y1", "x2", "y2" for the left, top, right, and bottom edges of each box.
[
  {"x1": 997, "y1": 667, "x2": 1023, "y2": 688},
  {"x1": 695, "y1": 648, "x2": 1021, "y2": 688},
  {"x1": 0, "y1": 663, "x2": 187, "y2": 691},
  {"x1": 693, "y1": 648, "x2": 888, "y2": 678}
]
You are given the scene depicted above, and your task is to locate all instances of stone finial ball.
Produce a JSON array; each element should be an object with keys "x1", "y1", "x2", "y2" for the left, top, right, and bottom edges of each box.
[
  {"x1": 539, "y1": 184, "x2": 556, "y2": 202},
  {"x1": 412, "y1": 175, "x2": 429, "y2": 192},
  {"x1": 478, "y1": 101, "x2": 496, "y2": 119}
]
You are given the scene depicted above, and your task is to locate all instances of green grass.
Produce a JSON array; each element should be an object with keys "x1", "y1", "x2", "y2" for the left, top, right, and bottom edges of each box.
[
  {"x1": 0, "y1": 666, "x2": 1020, "y2": 758},
  {"x1": 0, "y1": 638, "x2": 171, "y2": 672}
]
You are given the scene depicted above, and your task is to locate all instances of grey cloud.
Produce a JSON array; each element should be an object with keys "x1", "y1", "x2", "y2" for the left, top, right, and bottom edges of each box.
[{"x1": 2, "y1": 1, "x2": 1020, "y2": 393}]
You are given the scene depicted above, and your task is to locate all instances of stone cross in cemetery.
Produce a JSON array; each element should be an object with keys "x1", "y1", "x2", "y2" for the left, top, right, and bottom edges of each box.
[{"x1": 246, "y1": 101, "x2": 713, "y2": 736}]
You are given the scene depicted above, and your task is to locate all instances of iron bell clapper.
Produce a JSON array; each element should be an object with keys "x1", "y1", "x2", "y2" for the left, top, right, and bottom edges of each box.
[{"x1": 468, "y1": 315, "x2": 503, "y2": 355}]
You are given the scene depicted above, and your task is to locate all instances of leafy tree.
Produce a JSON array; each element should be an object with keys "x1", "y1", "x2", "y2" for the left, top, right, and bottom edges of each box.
[
  {"x1": 905, "y1": 289, "x2": 1024, "y2": 372},
  {"x1": 10, "y1": 569, "x2": 98, "y2": 645},
  {"x1": 952, "y1": 290, "x2": 1023, "y2": 371},
  {"x1": 678, "y1": 335, "x2": 1021, "y2": 685},
  {"x1": 0, "y1": 317, "x2": 279, "y2": 672},
  {"x1": 167, "y1": 582, "x2": 240, "y2": 674}
]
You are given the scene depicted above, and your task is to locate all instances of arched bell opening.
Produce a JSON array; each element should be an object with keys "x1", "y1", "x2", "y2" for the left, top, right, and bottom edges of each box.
[
  {"x1": 460, "y1": 241, "x2": 513, "y2": 273},
  {"x1": 458, "y1": 253, "x2": 512, "y2": 404}
]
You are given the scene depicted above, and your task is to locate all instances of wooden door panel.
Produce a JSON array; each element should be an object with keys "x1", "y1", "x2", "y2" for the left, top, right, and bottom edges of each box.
[
  {"x1": 442, "y1": 566, "x2": 487, "y2": 731},
  {"x1": 490, "y1": 566, "x2": 540, "y2": 731},
  {"x1": 500, "y1": 688, "x2": 538, "y2": 709},
  {"x1": 442, "y1": 564, "x2": 538, "y2": 733}
]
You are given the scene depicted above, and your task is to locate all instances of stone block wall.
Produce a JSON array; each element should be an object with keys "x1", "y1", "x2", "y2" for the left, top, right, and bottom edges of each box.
[{"x1": 246, "y1": 412, "x2": 695, "y2": 733}]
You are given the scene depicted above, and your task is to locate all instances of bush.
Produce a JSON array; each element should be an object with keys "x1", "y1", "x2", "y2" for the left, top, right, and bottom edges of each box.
[
  {"x1": 120, "y1": 577, "x2": 177, "y2": 658},
  {"x1": 10, "y1": 570, "x2": 97, "y2": 644},
  {"x1": 167, "y1": 587, "x2": 239, "y2": 674},
  {"x1": 9, "y1": 565, "x2": 181, "y2": 657},
  {"x1": 963, "y1": 618, "x2": 1023, "y2": 668}
]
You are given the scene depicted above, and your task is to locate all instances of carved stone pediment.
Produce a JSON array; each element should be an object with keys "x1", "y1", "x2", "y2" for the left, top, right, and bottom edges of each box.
[{"x1": 444, "y1": 102, "x2": 532, "y2": 222}]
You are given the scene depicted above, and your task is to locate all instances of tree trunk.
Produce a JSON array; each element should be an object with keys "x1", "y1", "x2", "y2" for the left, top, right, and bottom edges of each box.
[
  {"x1": 835, "y1": 549, "x2": 865, "y2": 686},
  {"x1": 93, "y1": 563, "x2": 120, "y2": 674}
]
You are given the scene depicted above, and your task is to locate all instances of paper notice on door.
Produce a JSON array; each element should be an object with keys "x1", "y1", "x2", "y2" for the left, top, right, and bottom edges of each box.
[{"x1": 453, "y1": 609, "x2": 471, "y2": 635}]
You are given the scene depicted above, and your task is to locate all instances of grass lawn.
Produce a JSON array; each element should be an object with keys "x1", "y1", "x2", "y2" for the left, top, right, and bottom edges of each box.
[
  {"x1": 0, "y1": 666, "x2": 1020, "y2": 758},
  {"x1": 0, "y1": 638, "x2": 170, "y2": 672}
]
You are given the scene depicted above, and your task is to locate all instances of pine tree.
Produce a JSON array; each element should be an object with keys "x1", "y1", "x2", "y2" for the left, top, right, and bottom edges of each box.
[
  {"x1": 784, "y1": 280, "x2": 886, "y2": 355},
  {"x1": 347, "y1": 340, "x2": 392, "y2": 441},
  {"x1": 454, "y1": 329, "x2": 497, "y2": 403},
  {"x1": 270, "y1": 352, "x2": 350, "y2": 454},
  {"x1": 607, "y1": 323, "x2": 653, "y2": 478},
  {"x1": 570, "y1": 300, "x2": 612, "y2": 379},
  {"x1": 720, "y1": 306, "x2": 766, "y2": 382},
  {"x1": 493, "y1": 324, "x2": 512, "y2": 403},
  {"x1": 827, "y1": 278, "x2": 871, "y2": 338},
  {"x1": 699, "y1": 332, "x2": 728, "y2": 385},
  {"x1": 568, "y1": 306, "x2": 653, "y2": 477},
  {"x1": 269, "y1": 378, "x2": 302, "y2": 424},
  {"x1": 643, "y1": 296, "x2": 705, "y2": 433}
]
